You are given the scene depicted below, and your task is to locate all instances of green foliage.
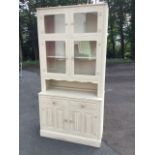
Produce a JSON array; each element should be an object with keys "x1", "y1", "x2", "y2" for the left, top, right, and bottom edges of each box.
[
  {"x1": 106, "y1": 58, "x2": 134, "y2": 64},
  {"x1": 19, "y1": 0, "x2": 135, "y2": 61},
  {"x1": 106, "y1": 0, "x2": 135, "y2": 60}
]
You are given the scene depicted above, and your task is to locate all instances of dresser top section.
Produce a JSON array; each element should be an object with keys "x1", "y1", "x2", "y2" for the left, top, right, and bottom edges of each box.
[{"x1": 36, "y1": 3, "x2": 108, "y2": 11}]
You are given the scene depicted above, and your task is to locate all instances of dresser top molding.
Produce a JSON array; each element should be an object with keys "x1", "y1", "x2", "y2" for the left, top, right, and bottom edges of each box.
[{"x1": 36, "y1": 3, "x2": 108, "y2": 11}]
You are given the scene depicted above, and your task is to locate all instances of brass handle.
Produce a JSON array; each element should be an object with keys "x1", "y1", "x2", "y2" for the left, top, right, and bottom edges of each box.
[
  {"x1": 80, "y1": 104, "x2": 85, "y2": 109},
  {"x1": 69, "y1": 120, "x2": 74, "y2": 123},
  {"x1": 94, "y1": 116, "x2": 98, "y2": 119},
  {"x1": 64, "y1": 119, "x2": 68, "y2": 123},
  {"x1": 52, "y1": 101, "x2": 57, "y2": 105}
]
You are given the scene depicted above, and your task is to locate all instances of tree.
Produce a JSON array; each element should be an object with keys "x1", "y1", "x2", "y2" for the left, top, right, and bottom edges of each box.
[
  {"x1": 130, "y1": 0, "x2": 135, "y2": 60},
  {"x1": 105, "y1": 0, "x2": 134, "y2": 59},
  {"x1": 19, "y1": 0, "x2": 135, "y2": 61}
]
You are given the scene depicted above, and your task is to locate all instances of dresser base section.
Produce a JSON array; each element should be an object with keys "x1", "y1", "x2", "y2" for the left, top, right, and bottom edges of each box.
[{"x1": 40, "y1": 129, "x2": 101, "y2": 147}]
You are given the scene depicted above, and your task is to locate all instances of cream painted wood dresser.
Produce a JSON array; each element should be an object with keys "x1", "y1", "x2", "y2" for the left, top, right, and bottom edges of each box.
[{"x1": 37, "y1": 3, "x2": 108, "y2": 147}]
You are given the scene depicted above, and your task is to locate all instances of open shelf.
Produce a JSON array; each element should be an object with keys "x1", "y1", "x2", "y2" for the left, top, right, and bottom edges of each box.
[
  {"x1": 45, "y1": 80, "x2": 98, "y2": 99},
  {"x1": 45, "y1": 88, "x2": 97, "y2": 99}
]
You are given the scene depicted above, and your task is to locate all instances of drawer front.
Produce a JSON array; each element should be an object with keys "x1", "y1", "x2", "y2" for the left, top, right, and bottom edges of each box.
[
  {"x1": 69, "y1": 101, "x2": 99, "y2": 111},
  {"x1": 39, "y1": 96, "x2": 67, "y2": 107}
]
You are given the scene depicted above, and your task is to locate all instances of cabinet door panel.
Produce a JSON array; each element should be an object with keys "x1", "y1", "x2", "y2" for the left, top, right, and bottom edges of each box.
[
  {"x1": 69, "y1": 110, "x2": 83, "y2": 133},
  {"x1": 84, "y1": 112, "x2": 99, "y2": 137},
  {"x1": 56, "y1": 108, "x2": 65, "y2": 130},
  {"x1": 68, "y1": 101, "x2": 99, "y2": 138},
  {"x1": 40, "y1": 106, "x2": 55, "y2": 128},
  {"x1": 39, "y1": 98, "x2": 67, "y2": 132}
]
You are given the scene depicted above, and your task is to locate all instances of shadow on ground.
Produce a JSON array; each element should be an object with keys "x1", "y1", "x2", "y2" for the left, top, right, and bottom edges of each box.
[{"x1": 19, "y1": 63, "x2": 134, "y2": 155}]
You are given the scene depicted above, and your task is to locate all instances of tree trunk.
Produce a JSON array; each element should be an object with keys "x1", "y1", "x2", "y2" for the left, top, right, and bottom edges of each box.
[
  {"x1": 131, "y1": 0, "x2": 135, "y2": 60},
  {"x1": 19, "y1": 36, "x2": 23, "y2": 62},
  {"x1": 19, "y1": 26, "x2": 25, "y2": 60},
  {"x1": 120, "y1": 24, "x2": 125, "y2": 59},
  {"x1": 110, "y1": 19, "x2": 116, "y2": 57},
  {"x1": 28, "y1": 11, "x2": 39, "y2": 60},
  {"x1": 107, "y1": 0, "x2": 116, "y2": 57},
  {"x1": 119, "y1": 4, "x2": 125, "y2": 59}
]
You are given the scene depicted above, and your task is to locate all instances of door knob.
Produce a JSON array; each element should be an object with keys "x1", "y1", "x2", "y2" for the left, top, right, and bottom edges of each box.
[
  {"x1": 64, "y1": 119, "x2": 68, "y2": 123},
  {"x1": 80, "y1": 104, "x2": 85, "y2": 109}
]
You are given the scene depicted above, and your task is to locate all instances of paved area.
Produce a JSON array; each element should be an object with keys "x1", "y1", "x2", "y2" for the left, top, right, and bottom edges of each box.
[{"x1": 19, "y1": 63, "x2": 134, "y2": 155}]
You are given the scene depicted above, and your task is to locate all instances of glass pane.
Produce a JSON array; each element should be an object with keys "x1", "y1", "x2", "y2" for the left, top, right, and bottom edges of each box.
[
  {"x1": 46, "y1": 41, "x2": 65, "y2": 57},
  {"x1": 47, "y1": 58, "x2": 66, "y2": 73},
  {"x1": 74, "y1": 12, "x2": 97, "y2": 33},
  {"x1": 74, "y1": 59, "x2": 96, "y2": 75},
  {"x1": 44, "y1": 14, "x2": 65, "y2": 33},
  {"x1": 46, "y1": 41, "x2": 66, "y2": 73},
  {"x1": 74, "y1": 41, "x2": 96, "y2": 75},
  {"x1": 74, "y1": 41, "x2": 96, "y2": 58}
]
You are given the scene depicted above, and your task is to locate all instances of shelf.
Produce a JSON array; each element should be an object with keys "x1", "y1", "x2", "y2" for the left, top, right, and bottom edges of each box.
[
  {"x1": 74, "y1": 57, "x2": 96, "y2": 60},
  {"x1": 41, "y1": 88, "x2": 100, "y2": 100},
  {"x1": 47, "y1": 56, "x2": 66, "y2": 59},
  {"x1": 47, "y1": 56, "x2": 95, "y2": 60}
]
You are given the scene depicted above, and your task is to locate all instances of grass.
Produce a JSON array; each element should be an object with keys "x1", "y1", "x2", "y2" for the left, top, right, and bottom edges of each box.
[
  {"x1": 106, "y1": 58, "x2": 134, "y2": 64},
  {"x1": 23, "y1": 60, "x2": 39, "y2": 67}
]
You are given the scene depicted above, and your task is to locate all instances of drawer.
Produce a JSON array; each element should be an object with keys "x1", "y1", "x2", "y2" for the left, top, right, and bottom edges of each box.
[
  {"x1": 39, "y1": 96, "x2": 67, "y2": 107},
  {"x1": 69, "y1": 101, "x2": 99, "y2": 111}
]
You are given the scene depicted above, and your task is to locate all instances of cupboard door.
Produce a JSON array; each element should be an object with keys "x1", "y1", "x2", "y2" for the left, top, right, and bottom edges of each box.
[
  {"x1": 83, "y1": 112, "x2": 99, "y2": 137},
  {"x1": 40, "y1": 12, "x2": 70, "y2": 77},
  {"x1": 68, "y1": 101, "x2": 99, "y2": 138},
  {"x1": 68, "y1": 109, "x2": 83, "y2": 134},
  {"x1": 39, "y1": 98, "x2": 68, "y2": 132}
]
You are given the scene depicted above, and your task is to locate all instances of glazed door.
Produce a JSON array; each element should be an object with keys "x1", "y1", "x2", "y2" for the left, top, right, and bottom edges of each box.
[
  {"x1": 69, "y1": 10, "x2": 103, "y2": 81},
  {"x1": 39, "y1": 98, "x2": 68, "y2": 133},
  {"x1": 38, "y1": 12, "x2": 70, "y2": 78}
]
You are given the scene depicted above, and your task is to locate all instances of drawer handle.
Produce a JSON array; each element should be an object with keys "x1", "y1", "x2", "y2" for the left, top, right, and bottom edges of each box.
[
  {"x1": 69, "y1": 120, "x2": 74, "y2": 123},
  {"x1": 94, "y1": 116, "x2": 98, "y2": 119},
  {"x1": 80, "y1": 104, "x2": 85, "y2": 109},
  {"x1": 64, "y1": 119, "x2": 68, "y2": 123},
  {"x1": 52, "y1": 101, "x2": 57, "y2": 105}
]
